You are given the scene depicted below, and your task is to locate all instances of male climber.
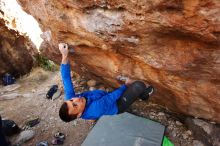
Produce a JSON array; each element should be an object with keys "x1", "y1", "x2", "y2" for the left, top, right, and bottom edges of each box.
[{"x1": 58, "y1": 43, "x2": 154, "y2": 122}]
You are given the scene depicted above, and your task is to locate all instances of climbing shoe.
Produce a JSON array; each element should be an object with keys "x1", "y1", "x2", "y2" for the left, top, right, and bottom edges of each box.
[
  {"x1": 26, "y1": 118, "x2": 40, "y2": 128},
  {"x1": 36, "y1": 141, "x2": 49, "y2": 146},
  {"x1": 140, "y1": 85, "x2": 154, "y2": 100},
  {"x1": 46, "y1": 85, "x2": 58, "y2": 99}
]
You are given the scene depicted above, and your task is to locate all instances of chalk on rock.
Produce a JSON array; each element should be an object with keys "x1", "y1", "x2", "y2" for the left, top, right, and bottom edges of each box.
[
  {"x1": 87, "y1": 80, "x2": 96, "y2": 87},
  {"x1": 89, "y1": 87, "x2": 96, "y2": 91},
  {"x1": 116, "y1": 75, "x2": 128, "y2": 81},
  {"x1": 176, "y1": 121, "x2": 183, "y2": 126}
]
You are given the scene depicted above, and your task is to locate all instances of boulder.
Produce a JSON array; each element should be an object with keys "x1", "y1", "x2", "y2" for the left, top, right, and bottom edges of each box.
[
  {"x1": 185, "y1": 118, "x2": 220, "y2": 146},
  {"x1": 0, "y1": 18, "x2": 35, "y2": 78},
  {"x1": 16, "y1": 0, "x2": 220, "y2": 123}
]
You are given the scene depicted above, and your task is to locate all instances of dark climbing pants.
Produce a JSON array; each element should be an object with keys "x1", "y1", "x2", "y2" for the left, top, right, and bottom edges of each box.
[
  {"x1": 117, "y1": 81, "x2": 147, "y2": 113},
  {"x1": 0, "y1": 115, "x2": 9, "y2": 146}
]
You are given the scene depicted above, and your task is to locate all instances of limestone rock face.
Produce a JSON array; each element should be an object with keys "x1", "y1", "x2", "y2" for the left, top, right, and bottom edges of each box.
[
  {"x1": 17, "y1": 0, "x2": 220, "y2": 123},
  {"x1": 0, "y1": 18, "x2": 35, "y2": 78}
]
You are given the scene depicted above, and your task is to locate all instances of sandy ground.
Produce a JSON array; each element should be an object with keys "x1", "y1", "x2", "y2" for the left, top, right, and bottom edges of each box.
[{"x1": 0, "y1": 67, "x2": 195, "y2": 146}]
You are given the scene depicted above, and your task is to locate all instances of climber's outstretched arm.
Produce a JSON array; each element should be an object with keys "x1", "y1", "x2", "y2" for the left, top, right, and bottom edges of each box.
[{"x1": 59, "y1": 43, "x2": 75, "y2": 100}]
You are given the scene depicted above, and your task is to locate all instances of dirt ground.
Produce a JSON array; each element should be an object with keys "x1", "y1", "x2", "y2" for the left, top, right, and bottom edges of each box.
[{"x1": 0, "y1": 67, "x2": 196, "y2": 146}]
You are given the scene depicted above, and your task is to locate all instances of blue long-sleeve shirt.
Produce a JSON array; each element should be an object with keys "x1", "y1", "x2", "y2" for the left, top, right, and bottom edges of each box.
[{"x1": 61, "y1": 63, "x2": 127, "y2": 120}]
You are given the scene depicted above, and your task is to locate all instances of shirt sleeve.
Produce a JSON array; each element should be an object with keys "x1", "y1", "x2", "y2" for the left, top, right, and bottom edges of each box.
[
  {"x1": 60, "y1": 63, "x2": 75, "y2": 100},
  {"x1": 95, "y1": 85, "x2": 127, "y2": 104}
]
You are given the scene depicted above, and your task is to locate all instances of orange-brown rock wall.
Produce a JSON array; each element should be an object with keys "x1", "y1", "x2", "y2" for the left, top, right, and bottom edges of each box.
[{"x1": 17, "y1": 0, "x2": 220, "y2": 123}]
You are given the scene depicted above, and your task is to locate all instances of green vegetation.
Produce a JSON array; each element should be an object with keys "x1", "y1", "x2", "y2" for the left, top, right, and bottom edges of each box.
[{"x1": 36, "y1": 55, "x2": 59, "y2": 71}]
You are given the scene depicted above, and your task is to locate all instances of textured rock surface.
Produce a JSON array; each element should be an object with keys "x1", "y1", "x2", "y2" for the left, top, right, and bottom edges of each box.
[
  {"x1": 17, "y1": 0, "x2": 220, "y2": 122},
  {"x1": 185, "y1": 118, "x2": 220, "y2": 146},
  {"x1": 0, "y1": 18, "x2": 35, "y2": 78}
]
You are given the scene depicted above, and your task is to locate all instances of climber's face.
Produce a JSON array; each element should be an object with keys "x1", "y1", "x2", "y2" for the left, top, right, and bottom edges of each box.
[{"x1": 65, "y1": 97, "x2": 86, "y2": 118}]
